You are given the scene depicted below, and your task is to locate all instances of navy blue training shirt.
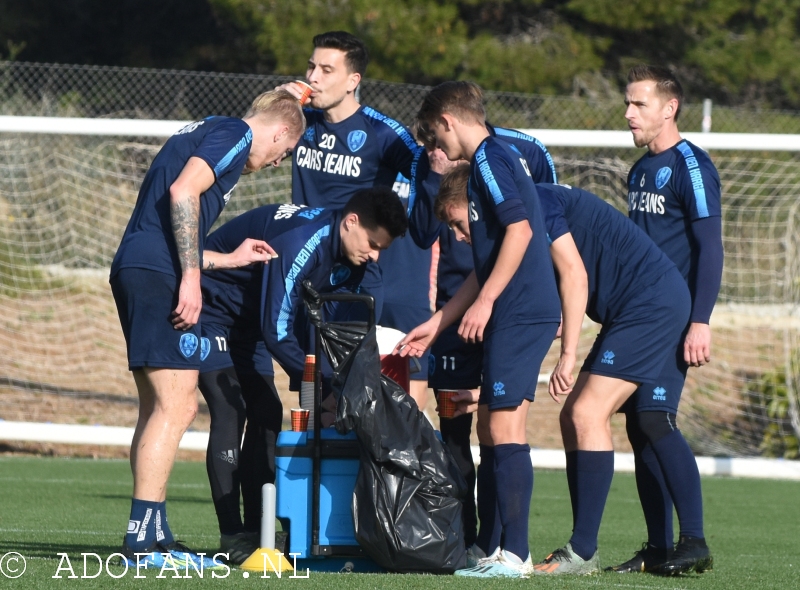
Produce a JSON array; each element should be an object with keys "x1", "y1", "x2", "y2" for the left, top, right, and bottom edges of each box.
[
  {"x1": 467, "y1": 136, "x2": 561, "y2": 329},
  {"x1": 409, "y1": 125, "x2": 557, "y2": 308},
  {"x1": 111, "y1": 117, "x2": 252, "y2": 278},
  {"x1": 538, "y1": 183, "x2": 678, "y2": 324},
  {"x1": 200, "y1": 204, "x2": 367, "y2": 382},
  {"x1": 627, "y1": 139, "x2": 723, "y2": 322},
  {"x1": 291, "y1": 105, "x2": 429, "y2": 317}
]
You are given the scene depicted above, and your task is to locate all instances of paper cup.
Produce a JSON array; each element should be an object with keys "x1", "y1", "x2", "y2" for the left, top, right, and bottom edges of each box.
[
  {"x1": 437, "y1": 390, "x2": 458, "y2": 419},
  {"x1": 291, "y1": 408, "x2": 310, "y2": 432},
  {"x1": 295, "y1": 81, "x2": 313, "y2": 105}
]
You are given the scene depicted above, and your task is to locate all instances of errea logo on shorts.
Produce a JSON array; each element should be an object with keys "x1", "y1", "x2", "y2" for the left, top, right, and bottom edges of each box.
[
  {"x1": 653, "y1": 387, "x2": 667, "y2": 401},
  {"x1": 601, "y1": 350, "x2": 615, "y2": 365},
  {"x1": 492, "y1": 382, "x2": 506, "y2": 397}
]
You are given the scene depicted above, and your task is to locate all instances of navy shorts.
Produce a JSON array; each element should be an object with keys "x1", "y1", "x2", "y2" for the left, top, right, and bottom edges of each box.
[
  {"x1": 380, "y1": 301, "x2": 433, "y2": 381},
  {"x1": 428, "y1": 322, "x2": 483, "y2": 390},
  {"x1": 628, "y1": 324, "x2": 690, "y2": 414},
  {"x1": 582, "y1": 268, "x2": 691, "y2": 387},
  {"x1": 200, "y1": 324, "x2": 274, "y2": 376},
  {"x1": 480, "y1": 322, "x2": 559, "y2": 410},
  {"x1": 110, "y1": 268, "x2": 202, "y2": 370}
]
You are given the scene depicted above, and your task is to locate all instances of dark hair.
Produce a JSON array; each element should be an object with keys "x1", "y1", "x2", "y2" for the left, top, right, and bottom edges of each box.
[
  {"x1": 434, "y1": 163, "x2": 470, "y2": 221},
  {"x1": 313, "y1": 31, "x2": 369, "y2": 77},
  {"x1": 417, "y1": 81, "x2": 486, "y2": 138},
  {"x1": 627, "y1": 64, "x2": 684, "y2": 123},
  {"x1": 411, "y1": 120, "x2": 435, "y2": 151},
  {"x1": 343, "y1": 187, "x2": 407, "y2": 238}
]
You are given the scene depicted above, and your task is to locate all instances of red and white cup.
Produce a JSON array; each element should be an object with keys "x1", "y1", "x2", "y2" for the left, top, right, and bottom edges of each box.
[
  {"x1": 295, "y1": 81, "x2": 313, "y2": 105},
  {"x1": 291, "y1": 408, "x2": 310, "y2": 432},
  {"x1": 437, "y1": 390, "x2": 458, "y2": 419}
]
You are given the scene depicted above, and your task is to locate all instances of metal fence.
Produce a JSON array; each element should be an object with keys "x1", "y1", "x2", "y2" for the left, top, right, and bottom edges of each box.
[{"x1": 4, "y1": 60, "x2": 800, "y2": 133}]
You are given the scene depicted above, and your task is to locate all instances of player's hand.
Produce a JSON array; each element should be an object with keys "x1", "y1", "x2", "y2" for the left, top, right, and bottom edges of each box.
[
  {"x1": 275, "y1": 82, "x2": 307, "y2": 101},
  {"x1": 684, "y1": 322, "x2": 712, "y2": 367},
  {"x1": 320, "y1": 392, "x2": 337, "y2": 428},
  {"x1": 394, "y1": 320, "x2": 438, "y2": 358},
  {"x1": 451, "y1": 388, "x2": 480, "y2": 417},
  {"x1": 172, "y1": 270, "x2": 202, "y2": 330},
  {"x1": 458, "y1": 299, "x2": 492, "y2": 343},
  {"x1": 549, "y1": 352, "x2": 576, "y2": 403},
  {"x1": 230, "y1": 238, "x2": 277, "y2": 267},
  {"x1": 427, "y1": 147, "x2": 459, "y2": 173},
  {"x1": 555, "y1": 320, "x2": 563, "y2": 339}
]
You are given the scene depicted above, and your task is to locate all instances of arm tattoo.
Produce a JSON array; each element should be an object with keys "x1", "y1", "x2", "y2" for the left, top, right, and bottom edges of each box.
[
  {"x1": 205, "y1": 260, "x2": 216, "y2": 270},
  {"x1": 171, "y1": 195, "x2": 200, "y2": 272}
]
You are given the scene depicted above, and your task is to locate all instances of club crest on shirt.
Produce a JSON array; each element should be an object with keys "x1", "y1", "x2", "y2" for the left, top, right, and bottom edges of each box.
[
  {"x1": 656, "y1": 167, "x2": 672, "y2": 189},
  {"x1": 200, "y1": 337, "x2": 211, "y2": 361},
  {"x1": 347, "y1": 130, "x2": 367, "y2": 152},
  {"x1": 330, "y1": 264, "x2": 351, "y2": 285},
  {"x1": 179, "y1": 333, "x2": 198, "y2": 359},
  {"x1": 303, "y1": 127, "x2": 315, "y2": 142}
]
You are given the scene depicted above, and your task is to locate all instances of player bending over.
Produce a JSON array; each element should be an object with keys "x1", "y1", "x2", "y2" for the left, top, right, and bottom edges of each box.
[
  {"x1": 197, "y1": 187, "x2": 407, "y2": 563},
  {"x1": 110, "y1": 90, "x2": 304, "y2": 569}
]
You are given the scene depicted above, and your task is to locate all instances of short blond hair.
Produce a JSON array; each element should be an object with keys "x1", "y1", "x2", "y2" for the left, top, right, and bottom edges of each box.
[
  {"x1": 434, "y1": 163, "x2": 470, "y2": 221},
  {"x1": 245, "y1": 89, "x2": 306, "y2": 137}
]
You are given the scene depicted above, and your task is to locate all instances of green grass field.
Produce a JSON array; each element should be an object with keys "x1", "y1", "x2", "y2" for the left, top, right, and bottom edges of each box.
[{"x1": 0, "y1": 456, "x2": 797, "y2": 589}]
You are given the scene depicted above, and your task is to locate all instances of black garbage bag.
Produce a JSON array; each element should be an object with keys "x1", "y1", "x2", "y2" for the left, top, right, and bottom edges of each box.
[{"x1": 303, "y1": 281, "x2": 467, "y2": 573}]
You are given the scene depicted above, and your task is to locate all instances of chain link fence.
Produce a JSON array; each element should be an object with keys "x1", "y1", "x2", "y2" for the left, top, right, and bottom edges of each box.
[
  {"x1": 4, "y1": 60, "x2": 800, "y2": 133},
  {"x1": 2, "y1": 60, "x2": 800, "y2": 459}
]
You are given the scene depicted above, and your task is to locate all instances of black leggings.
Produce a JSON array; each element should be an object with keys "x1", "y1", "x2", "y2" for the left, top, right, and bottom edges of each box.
[
  {"x1": 198, "y1": 367, "x2": 283, "y2": 535},
  {"x1": 436, "y1": 394, "x2": 478, "y2": 547}
]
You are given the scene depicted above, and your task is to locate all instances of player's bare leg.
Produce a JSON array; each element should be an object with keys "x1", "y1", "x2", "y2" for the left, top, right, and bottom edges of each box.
[
  {"x1": 536, "y1": 373, "x2": 637, "y2": 575},
  {"x1": 560, "y1": 373, "x2": 637, "y2": 451},
  {"x1": 131, "y1": 367, "x2": 199, "y2": 501},
  {"x1": 409, "y1": 379, "x2": 429, "y2": 412}
]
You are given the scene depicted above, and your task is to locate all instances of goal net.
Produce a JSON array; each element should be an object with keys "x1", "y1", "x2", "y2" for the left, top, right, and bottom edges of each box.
[{"x1": 0, "y1": 121, "x2": 799, "y2": 461}]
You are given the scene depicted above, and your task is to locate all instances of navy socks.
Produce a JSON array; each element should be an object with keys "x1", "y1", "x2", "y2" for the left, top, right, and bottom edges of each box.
[
  {"x1": 126, "y1": 499, "x2": 174, "y2": 550},
  {"x1": 475, "y1": 444, "x2": 501, "y2": 554},
  {"x1": 634, "y1": 442, "x2": 674, "y2": 548},
  {"x1": 651, "y1": 430, "x2": 704, "y2": 539},
  {"x1": 568, "y1": 450, "x2": 614, "y2": 561},
  {"x1": 126, "y1": 499, "x2": 160, "y2": 551},
  {"x1": 494, "y1": 443, "x2": 533, "y2": 560}
]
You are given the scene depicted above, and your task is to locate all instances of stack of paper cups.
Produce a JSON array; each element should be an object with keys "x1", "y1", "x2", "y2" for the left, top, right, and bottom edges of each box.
[{"x1": 300, "y1": 354, "x2": 315, "y2": 430}]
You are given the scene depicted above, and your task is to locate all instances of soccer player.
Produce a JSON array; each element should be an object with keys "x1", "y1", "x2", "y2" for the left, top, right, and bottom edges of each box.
[
  {"x1": 429, "y1": 164, "x2": 692, "y2": 576},
  {"x1": 397, "y1": 81, "x2": 562, "y2": 578},
  {"x1": 606, "y1": 64, "x2": 722, "y2": 575},
  {"x1": 277, "y1": 31, "x2": 433, "y2": 409},
  {"x1": 409, "y1": 119, "x2": 558, "y2": 562},
  {"x1": 109, "y1": 89, "x2": 304, "y2": 568},
  {"x1": 198, "y1": 188, "x2": 407, "y2": 563}
]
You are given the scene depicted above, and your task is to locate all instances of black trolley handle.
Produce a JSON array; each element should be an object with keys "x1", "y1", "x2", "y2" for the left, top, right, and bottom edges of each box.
[{"x1": 303, "y1": 281, "x2": 375, "y2": 556}]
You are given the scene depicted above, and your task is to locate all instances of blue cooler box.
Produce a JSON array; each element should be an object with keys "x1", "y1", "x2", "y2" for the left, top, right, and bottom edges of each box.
[{"x1": 275, "y1": 429, "x2": 363, "y2": 559}]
